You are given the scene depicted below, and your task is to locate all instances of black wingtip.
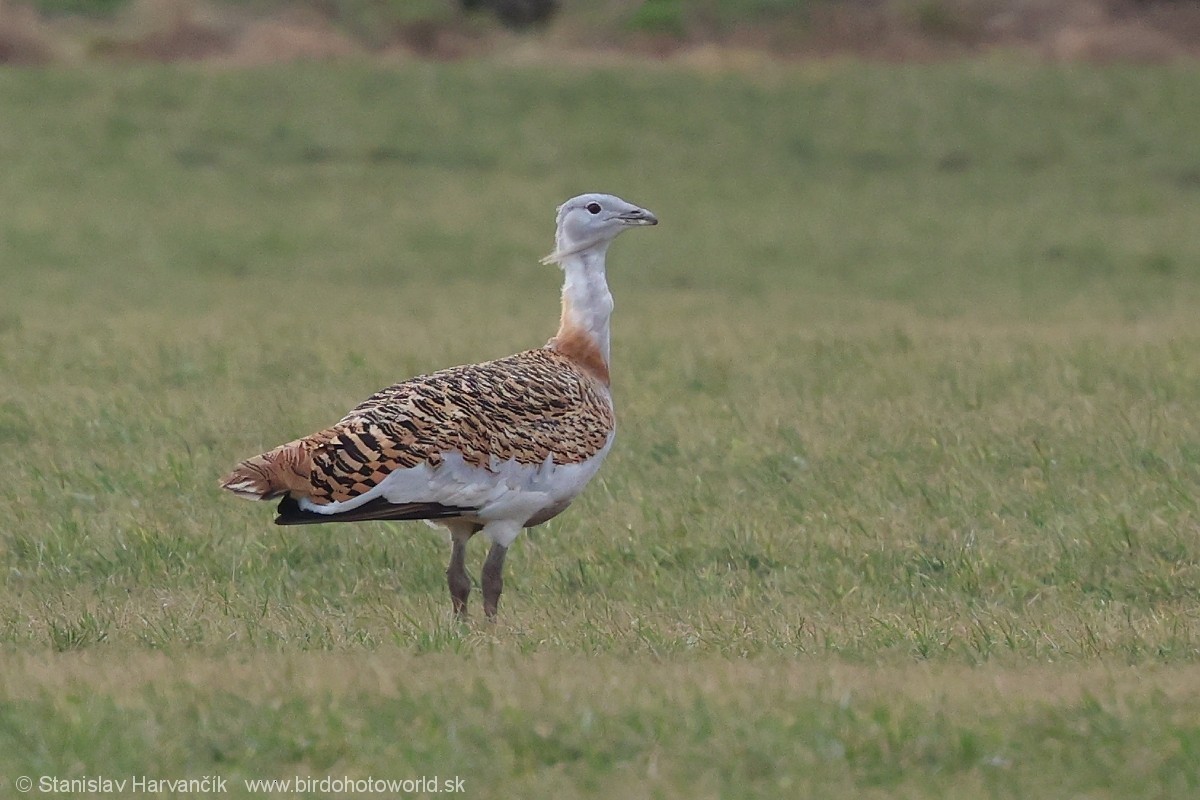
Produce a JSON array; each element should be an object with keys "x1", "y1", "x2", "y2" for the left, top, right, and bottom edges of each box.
[
  {"x1": 273, "y1": 495, "x2": 474, "y2": 526},
  {"x1": 274, "y1": 495, "x2": 321, "y2": 526}
]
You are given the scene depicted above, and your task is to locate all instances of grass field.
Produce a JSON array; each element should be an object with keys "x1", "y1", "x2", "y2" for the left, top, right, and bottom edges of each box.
[{"x1": 2, "y1": 60, "x2": 1200, "y2": 797}]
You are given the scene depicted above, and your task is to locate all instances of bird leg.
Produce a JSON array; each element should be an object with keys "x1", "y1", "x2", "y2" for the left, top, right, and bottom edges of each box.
[
  {"x1": 481, "y1": 542, "x2": 508, "y2": 621},
  {"x1": 446, "y1": 524, "x2": 478, "y2": 619}
]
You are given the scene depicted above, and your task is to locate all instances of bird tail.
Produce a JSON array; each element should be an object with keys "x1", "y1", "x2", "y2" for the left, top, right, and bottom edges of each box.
[{"x1": 219, "y1": 439, "x2": 311, "y2": 501}]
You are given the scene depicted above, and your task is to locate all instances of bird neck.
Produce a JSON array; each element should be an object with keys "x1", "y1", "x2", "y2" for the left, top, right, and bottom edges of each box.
[{"x1": 550, "y1": 246, "x2": 613, "y2": 386}]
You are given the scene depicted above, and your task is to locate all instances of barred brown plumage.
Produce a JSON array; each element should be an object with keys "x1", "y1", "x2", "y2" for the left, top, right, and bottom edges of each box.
[
  {"x1": 298, "y1": 348, "x2": 616, "y2": 505},
  {"x1": 220, "y1": 192, "x2": 657, "y2": 619}
]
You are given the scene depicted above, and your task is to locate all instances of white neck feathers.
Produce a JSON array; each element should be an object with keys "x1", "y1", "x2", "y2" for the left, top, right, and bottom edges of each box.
[{"x1": 548, "y1": 246, "x2": 613, "y2": 385}]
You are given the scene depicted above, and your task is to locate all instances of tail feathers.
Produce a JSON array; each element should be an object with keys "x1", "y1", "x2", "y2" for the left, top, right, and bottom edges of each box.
[{"x1": 219, "y1": 440, "x2": 311, "y2": 501}]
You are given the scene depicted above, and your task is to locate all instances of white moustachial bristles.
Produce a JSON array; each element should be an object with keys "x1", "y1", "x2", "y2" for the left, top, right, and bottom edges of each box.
[{"x1": 220, "y1": 193, "x2": 657, "y2": 620}]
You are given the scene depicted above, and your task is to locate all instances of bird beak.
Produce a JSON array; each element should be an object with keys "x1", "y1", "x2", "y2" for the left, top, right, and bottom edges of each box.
[{"x1": 617, "y1": 207, "x2": 658, "y2": 226}]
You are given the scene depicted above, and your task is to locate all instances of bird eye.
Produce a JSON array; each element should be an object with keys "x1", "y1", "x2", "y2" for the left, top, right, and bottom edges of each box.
[{"x1": 586, "y1": 202, "x2": 602, "y2": 215}]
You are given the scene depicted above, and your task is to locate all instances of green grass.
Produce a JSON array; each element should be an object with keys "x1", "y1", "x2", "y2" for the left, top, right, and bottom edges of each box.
[{"x1": 1, "y1": 60, "x2": 1200, "y2": 797}]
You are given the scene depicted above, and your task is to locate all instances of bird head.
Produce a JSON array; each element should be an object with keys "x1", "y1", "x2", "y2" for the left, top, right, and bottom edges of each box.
[{"x1": 541, "y1": 193, "x2": 658, "y2": 265}]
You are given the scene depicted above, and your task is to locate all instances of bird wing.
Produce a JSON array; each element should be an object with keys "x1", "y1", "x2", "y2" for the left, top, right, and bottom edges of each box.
[
  {"x1": 220, "y1": 348, "x2": 614, "y2": 520},
  {"x1": 273, "y1": 495, "x2": 468, "y2": 526}
]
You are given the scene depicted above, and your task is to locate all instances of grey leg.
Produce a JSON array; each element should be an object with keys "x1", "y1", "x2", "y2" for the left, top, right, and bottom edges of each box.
[
  {"x1": 481, "y1": 542, "x2": 508, "y2": 620},
  {"x1": 446, "y1": 524, "x2": 478, "y2": 618}
]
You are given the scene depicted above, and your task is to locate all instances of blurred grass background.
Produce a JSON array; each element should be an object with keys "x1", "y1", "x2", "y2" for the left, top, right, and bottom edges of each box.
[
  {"x1": 2, "y1": 3, "x2": 1200, "y2": 797},
  {"x1": 3, "y1": 0, "x2": 1199, "y2": 63}
]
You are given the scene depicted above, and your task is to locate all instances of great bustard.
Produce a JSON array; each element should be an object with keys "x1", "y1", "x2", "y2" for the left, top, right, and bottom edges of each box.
[{"x1": 220, "y1": 193, "x2": 657, "y2": 619}]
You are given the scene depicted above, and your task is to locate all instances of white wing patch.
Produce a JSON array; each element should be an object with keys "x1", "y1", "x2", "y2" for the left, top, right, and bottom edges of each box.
[{"x1": 297, "y1": 433, "x2": 615, "y2": 529}]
